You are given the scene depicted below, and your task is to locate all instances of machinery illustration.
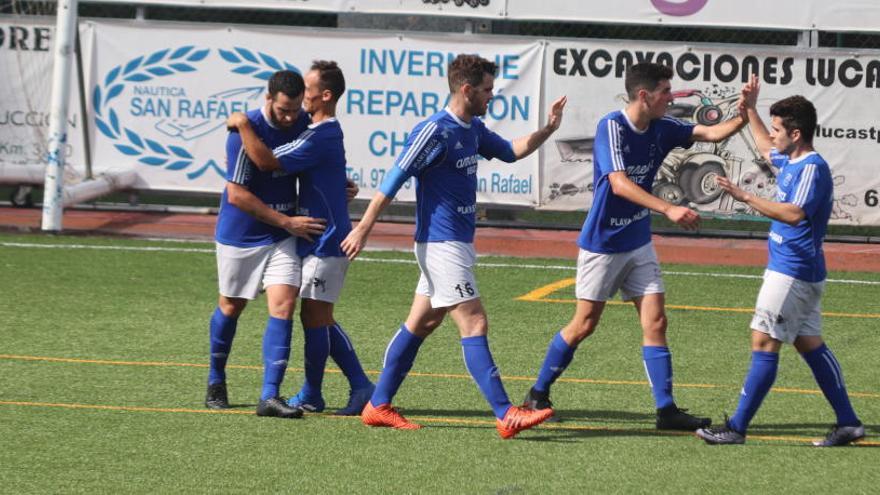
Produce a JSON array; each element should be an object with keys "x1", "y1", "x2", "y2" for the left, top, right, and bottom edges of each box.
[
  {"x1": 548, "y1": 87, "x2": 781, "y2": 215},
  {"x1": 655, "y1": 89, "x2": 775, "y2": 212}
]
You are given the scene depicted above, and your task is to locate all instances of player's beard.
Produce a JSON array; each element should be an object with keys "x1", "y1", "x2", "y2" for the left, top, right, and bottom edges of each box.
[
  {"x1": 470, "y1": 99, "x2": 489, "y2": 117},
  {"x1": 272, "y1": 111, "x2": 296, "y2": 129},
  {"x1": 269, "y1": 105, "x2": 300, "y2": 129}
]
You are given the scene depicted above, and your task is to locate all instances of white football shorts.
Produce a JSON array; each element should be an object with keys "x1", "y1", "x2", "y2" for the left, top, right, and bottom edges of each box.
[
  {"x1": 575, "y1": 242, "x2": 664, "y2": 302},
  {"x1": 414, "y1": 241, "x2": 480, "y2": 309},
  {"x1": 750, "y1": 269, "x2": 824, "y2": 343},
  {"x1": 299, "y1": 255, "x2": 350, "y2": 303},
  {"x1": 216, "y1": 237, "x2": 301, "y2": 300}
]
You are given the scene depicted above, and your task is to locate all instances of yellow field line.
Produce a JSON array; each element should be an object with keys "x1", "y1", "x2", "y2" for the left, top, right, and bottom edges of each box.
[
  {"x1": 516, "y1": 278, "x2": 578, "y2": 300},
  {"x1": 2, "y1": 353, "x2": 878, "y2": 399},
  {"x1": 1, "y1": 400, "x2": 875, "y2": 446},
  {"x1": 0, "y1": 400, "x2": 253, "y2": 415},
  {"x1": 516, "y1": 278, "x2": 880, "y2": 318}
]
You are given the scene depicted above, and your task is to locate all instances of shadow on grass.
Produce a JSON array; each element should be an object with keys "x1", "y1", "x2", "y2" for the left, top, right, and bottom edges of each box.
[
  {"x1": 399, "y1": 407, "x2": 655, "y2": 423},
  {"x1": 750, "y1": 422, "x2": 876, "y2": 432},
  {"x1": 749, "y1": 422, "x2": 880, "y2": 447},
  {"x1": 401, "y1": 412, "x2": 879, "y2": 446},
  {"x1": 394, "y1": 407, "x2": 665, "y2": 441}
]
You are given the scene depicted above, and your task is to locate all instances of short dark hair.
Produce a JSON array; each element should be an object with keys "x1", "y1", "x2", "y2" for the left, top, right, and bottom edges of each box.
[
  {"x1": 625, "y1": 63, "x2": 673, "y2": 100},
  {"x1": 310, "y1": 60, "x2": 345, "y2": 101},
  {"x1": 770, "y1": 95, "x2": 817, "y2": 145},
  {"x1": 268, "y1": 70, "x2": 305, "y2": 100},
  {"x1": 448, "y1": 54, "x2": 498, "y2": 93}
]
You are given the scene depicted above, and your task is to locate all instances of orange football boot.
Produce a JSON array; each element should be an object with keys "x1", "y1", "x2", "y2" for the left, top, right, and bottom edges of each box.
[
  {"x1": 361, "y1": 402, "x2": 422, "y2": 430},
  {"x1": 496, "y1": 405, "x2": 554, "y2": 439}
]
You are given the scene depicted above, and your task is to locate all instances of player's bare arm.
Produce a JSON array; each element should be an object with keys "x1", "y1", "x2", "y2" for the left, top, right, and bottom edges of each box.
[
  {"x1": 511, "y1": 96, "x2": 567, "y2": 159},
  {"x1": 340, "y1": 192, "x2": 393, "y2": 260},
  {"x1": 608, "y1": 171, "x2": 700, "y2": 230},
  {"x1": 691, "y1": 103, "x2": 748, "y2": 143},
  {"x1": 690, "y1": 80, "x2": 753, "y2": 143},
  {"x1": 741, "y1": 74, "x2": 774, "y2": 163},
  {"x1": 226, "y1": 112, "x2": 281, "y2": 172},
  {"x1": 225, "y1": 182, "x2": 327, "y2": 241},
  {"x1": 715, "y1": 176, "x2": 805, "y2": 225}
]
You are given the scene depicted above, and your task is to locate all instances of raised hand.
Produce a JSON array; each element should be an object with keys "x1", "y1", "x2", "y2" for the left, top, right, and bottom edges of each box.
[
  {"x1": 546, "y1": 96, "x2": 568, "y2": 131},
  {"x1": 742, "y1": 73, "x2": 759, "y2": 110}
]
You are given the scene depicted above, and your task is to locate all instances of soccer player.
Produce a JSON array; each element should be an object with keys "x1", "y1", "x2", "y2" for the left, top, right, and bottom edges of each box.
[
  {"x1": 523, "y1": 62, "x2": 749, "y2": 430},
  {"x1": 696, "y1": 75, "x2": 864, "y2": 446},
  {"x1": 340, "y1": 54, "x2": 567, "y2": 439},
  {"x1": 207, "y1": 70, "x2": 326, "y2": 419},
  {"x1": 228, "y1": 60, "x2": 375, "y2": 416}
]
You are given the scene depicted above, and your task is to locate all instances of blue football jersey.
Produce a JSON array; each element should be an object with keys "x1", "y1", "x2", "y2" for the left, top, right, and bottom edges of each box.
[
  {"x1": 215, "y1": 107, "x2": 310, "y2": 247},
  {"x1": 271, "y1": 118, "x2": 351, "y2": 258},
  {"x1": 578, "y1": 111, "x2": 694, "y2": 253},
  {"x1": 379, "y1": 108, "x2": 515, "y2": 243},
  {"x1": 766, "y1": 150, "x2": 833, "y2": 282}
]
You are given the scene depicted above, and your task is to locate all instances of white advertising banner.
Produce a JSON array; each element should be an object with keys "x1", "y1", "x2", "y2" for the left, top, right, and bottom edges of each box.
[
  {"x1": 81, "y1": 20, "x2": 542, "y2": 204},
  {"x1": 0, "y1": 17, "x2": 86, "y2": 178},
  {"x1": 506, "y1": 0, "x2": 880, "y2": 32},
  {"x1": 540, "y1": 38, "x2": 880, "y2": 226},
  {"x1": 88, "y1": 0, "x2": 880, "y2": 32}
]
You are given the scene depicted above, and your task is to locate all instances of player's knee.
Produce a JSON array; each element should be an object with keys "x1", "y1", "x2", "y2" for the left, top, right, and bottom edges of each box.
[
  {"x1": 218, "y1": 297, "x2": 247, "y2": 318},
  {"x1": 424, "y1": 318, "x2": 444, "y2": 333},
  {"x1": 300, "y1": 313, "x2": 335, "y2": 328},
  {"x1": 299, "y1": 300, "x2": 335, "y2": 328},
  {"x1": 269, "y1": 299, "x2": 296, "y2": 320},
  {"x1": 643, "y1": 315, "x2": 667, "y2": 338},
  {"x1": 794, "y1": 335, "x2": 824, "y2": 354},
  {"x1": 565, "y1": 320, "x2": 597, "y2": 343}
]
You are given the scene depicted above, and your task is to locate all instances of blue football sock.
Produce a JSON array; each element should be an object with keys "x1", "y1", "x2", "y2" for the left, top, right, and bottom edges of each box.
[
  {"x1": 260, "y1": 317, "x2": 293, "y2": 401},
  {"x1": 802, "y1": 344, "x2": 861, "y2": 427},
  {"x1": 534, "y1": 331, "x2": 576, "y2": 393},
  {"x1": 300, "y1": 326, "x2": 330, "y2": 400},
  {"x1": 728, "y1": 351, "x2": 779, "y2": 434},
  {"x1": 462, "y1": 335, "x2": 512, "y2": 419},
  {"x1": 208, "y1": 307, "x2": 238, "y2": 385},
  {"x1": 329, "y1": 323, "x2": 372, "y2": 390},
  {"x1": 371, "y1": 325, "x2": 423, "y2": 406},
  {"x1": 642, "y1": 346, "x2": 675, "y2": 409}
]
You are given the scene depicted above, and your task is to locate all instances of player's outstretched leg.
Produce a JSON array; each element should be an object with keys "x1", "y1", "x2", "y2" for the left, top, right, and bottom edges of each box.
[
  {"x1": 459, "y1": 335, "x2": 554, "y2": 439},
  {"x1": 801, "y1": 344, "x2": 865, "y2": 446},
  {"x1": 644, "y1": 346, "x2": 711, "y2": 431},
  {"x1": 289, "y1": 326, "x2": 329, "y2": 413},
  {"x1": 328, "y1": 323, "x2": 375, "y2": 416},
  {"x1": 525, "y1": 331, "x2": 576, "y2": 421},
  {"x1": 206, "y1": 307, "x2": 238, "y2": 409},
  {"x1": 696, "y1": 350, "x2": 778, "y2": 443},
  {"x1": 256, "y1": 317, "x2": 302, "y2": 419},
  {"x1": 362, "y1": 325, "x2": 423, "y2": 429}
]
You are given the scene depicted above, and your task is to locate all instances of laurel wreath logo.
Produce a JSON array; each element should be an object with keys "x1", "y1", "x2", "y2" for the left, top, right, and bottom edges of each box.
[
  {"x1": 217, "y1": 47, "x2": 300, "y2": 80},
  {"x1": 93, "y1": 46, "x2": 298, "y2": 180}
]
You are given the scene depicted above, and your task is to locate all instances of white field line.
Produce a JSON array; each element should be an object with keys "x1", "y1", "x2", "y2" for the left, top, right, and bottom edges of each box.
[{"x1": 2, "y1": 241, "x2": 879, "y2": 286}]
